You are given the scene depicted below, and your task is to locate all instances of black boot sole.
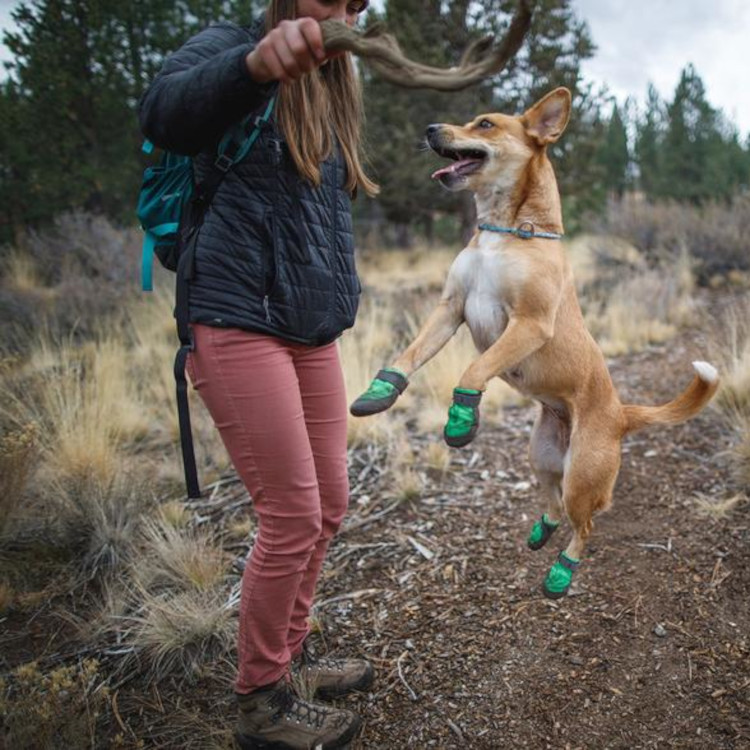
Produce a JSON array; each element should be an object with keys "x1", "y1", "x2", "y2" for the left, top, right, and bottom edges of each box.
[
  {"x1": 443, "y1": 424, "x2": 478, "y2": 448},
  {"x1": 527, "y1": 521, "x2": 559, "y2": 551},
  {"x1": 542, "y1": 581, "x2": 570, "y2": 600},
  {"x1": 349, "y1": 391, "x2": 399, "y2": 417}
]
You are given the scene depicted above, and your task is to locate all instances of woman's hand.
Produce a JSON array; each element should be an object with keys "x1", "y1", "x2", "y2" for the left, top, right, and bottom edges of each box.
[{"x1": 245, "y1": 18, "x2": 329, "y2": 84}]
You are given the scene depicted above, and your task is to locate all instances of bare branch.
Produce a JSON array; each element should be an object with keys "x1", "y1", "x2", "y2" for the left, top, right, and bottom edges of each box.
[{"x1": 320, "y1": 0, "x2": 533, "y2": 91}]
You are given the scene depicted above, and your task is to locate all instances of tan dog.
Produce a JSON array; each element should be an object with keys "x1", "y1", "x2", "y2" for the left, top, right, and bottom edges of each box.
[{"x1": 350, "y1": 87, "x2": 719, "y2": 597}]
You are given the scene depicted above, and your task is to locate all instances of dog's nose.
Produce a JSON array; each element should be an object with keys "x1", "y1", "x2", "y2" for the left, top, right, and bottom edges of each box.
[{"x1": 425, "y1": 124, "x2": 442, "y2": 137}]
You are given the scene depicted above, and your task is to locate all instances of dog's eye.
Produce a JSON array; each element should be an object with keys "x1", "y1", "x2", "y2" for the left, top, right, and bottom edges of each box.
[{"x1": 478, "y1": 119, "x2": 494, "y2": 129}]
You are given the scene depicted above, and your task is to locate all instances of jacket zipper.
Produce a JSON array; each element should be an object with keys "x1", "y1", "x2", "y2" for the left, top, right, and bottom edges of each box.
[
  {"x1": 261, "y1": 140, "x2": 285, "y2": 324},
  {"x1": 329, "y1": 170, "x2": 338, "y2": 328},
  {"x1": 263, "y1": 209, "x2": 281, "y2": 324}
]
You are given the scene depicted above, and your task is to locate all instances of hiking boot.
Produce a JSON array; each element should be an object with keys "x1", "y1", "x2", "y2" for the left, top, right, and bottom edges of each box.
[
  {"x1": 235, "y1": 679, "x2": 361, "y2": 750},
  {"x1": 293, "y1": 641, "x2": 375, "y2": 700}
]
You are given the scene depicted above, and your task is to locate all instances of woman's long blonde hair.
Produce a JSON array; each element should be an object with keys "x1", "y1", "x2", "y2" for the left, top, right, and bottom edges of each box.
[{"x1": 265, "y1": 1, "x2": 379, "y2": 197}]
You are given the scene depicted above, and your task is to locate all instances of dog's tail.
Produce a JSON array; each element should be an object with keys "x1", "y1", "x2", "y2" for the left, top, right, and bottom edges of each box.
[{"x1": 622, "y1": 361, "x2": 720, "y2": 435}]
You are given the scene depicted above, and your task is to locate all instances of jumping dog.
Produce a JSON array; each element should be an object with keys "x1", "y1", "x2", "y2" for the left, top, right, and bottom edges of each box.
[{"x1": 350, "y1": 88, "x2": 719, "y2": 598}]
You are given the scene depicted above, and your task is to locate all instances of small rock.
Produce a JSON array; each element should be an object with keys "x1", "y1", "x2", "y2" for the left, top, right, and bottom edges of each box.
[{"x1": 653, "y1": 623, "x2": 667, "y2": 638}]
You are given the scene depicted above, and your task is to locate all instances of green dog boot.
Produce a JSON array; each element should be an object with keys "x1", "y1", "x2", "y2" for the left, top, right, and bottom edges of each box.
[
  {"x1": 350, "y1": 368, "x2": 408, "y2": 417},
  {"x1": 444, "y1": 388, "x2": 482, "y2": 447},
  {"x1": 527, "y1": 513, "x2": 560, "y2": 551},
  {"x1": 542, "y1": 551, "x2": 580, "y2": 599}
]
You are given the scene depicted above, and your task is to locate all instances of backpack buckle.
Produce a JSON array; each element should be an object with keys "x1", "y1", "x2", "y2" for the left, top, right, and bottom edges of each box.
[{"x1": 214, "y1": 153, "x2": 234, "y2": 172}]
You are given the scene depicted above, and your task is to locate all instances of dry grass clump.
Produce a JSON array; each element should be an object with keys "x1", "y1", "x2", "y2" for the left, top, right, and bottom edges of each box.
[
  {"x1": 387, "y1": 434, "x2": 424, "y2": 502},
  {"x1": 127, "y1": 587, "x2": 235, "y2": 680},
  {"x1": 63, "y1": 473, "x2": 150, "y2": 581},
  {"x1": 226, "y1": 515, "x2": 256, "y2": 541},
  {"x1": 104, "y1": 520, "x2": 233, "y2": 681},
  {"x1": 706, "y1": 295, "x2": 750, "y2": 487},
  {"x1": 692, "y1": 493, "x2": 747, "y2": 519},
  {"x1": 4, "y1": 333, "x2": 147, "y2": 493},
  {"x1": 157, "y1": 499, "x2": 192, "y2": 529},
  {"x1": 0, "y1": 329, "x2": 156, "y2": 580},
  {"x1": 709, "y1": 296, "x2": 750, "y2": 418},
  {"x1": 0, "y1": 659, "x2": 109, "y2": 750},
  {"x1": 135, "y1": 519, "x2": 229, "y2": 593},
  {"x1": 422, "y1": 440, "x2": 452, "y2": 475},
  {"x1": 1, "y1": 249, "x2": 49, "y2": 294},
  {"x1": 390, "y1": 466, "x2": 424, "y2": 502}
]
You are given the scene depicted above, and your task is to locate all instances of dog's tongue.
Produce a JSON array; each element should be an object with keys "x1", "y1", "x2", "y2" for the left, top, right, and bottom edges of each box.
[{"x1": 431, "y1": 158, "x2": 480, "y2": 180}]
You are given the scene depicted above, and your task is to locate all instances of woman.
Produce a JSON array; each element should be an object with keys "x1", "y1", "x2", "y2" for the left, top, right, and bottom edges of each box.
[{"x1": 139, "y1": 1, "x2": 377, "y2": 748}]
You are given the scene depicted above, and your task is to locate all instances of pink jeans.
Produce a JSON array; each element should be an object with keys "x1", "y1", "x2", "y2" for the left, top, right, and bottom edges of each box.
[{"x1": 186, "y1": 324, "x2": 350, "y2": 693}]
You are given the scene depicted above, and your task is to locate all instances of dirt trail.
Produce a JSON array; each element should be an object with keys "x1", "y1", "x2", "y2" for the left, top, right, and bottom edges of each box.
[{"x1": 324, "y1": 328, "x2": 750, "y2": 749}]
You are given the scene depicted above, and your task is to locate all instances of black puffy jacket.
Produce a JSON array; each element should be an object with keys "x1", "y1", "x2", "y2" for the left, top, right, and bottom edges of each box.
[{"x1": 138, "y1": 16, "x2": 361, "y2": 346}]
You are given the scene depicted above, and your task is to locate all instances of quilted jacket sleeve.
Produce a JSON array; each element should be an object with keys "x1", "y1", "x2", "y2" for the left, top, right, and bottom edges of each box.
[{"x1": 138, "y1": 22, "x2": 276, "y2": 156}]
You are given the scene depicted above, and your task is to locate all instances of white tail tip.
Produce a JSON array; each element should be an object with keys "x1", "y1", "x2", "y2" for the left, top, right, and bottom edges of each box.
[{"x1": 692, "y1": 360, "x2": 719, "y2": 383}]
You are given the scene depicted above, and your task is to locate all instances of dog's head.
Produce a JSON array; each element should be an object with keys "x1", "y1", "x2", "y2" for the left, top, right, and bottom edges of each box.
[{"x1": 427, "y1": 87, "x2": 572, "y2": 192}]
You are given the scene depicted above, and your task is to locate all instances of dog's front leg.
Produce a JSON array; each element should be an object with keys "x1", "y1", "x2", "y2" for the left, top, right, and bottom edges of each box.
[
  {"x1": 350, "y1": 294, "x2": 464, "y2": 417},
  {"x1": 392, "y1": 298, "x2": 464, "y2": 376},
  {"x1": 445, "y1": 315, "x2": 554, "y2": 447},
  {"x1": 459, "y1": 315, "x2": 553, "y2": 390}
]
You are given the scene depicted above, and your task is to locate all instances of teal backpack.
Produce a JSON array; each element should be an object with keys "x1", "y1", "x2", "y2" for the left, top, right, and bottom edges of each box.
[
  {"x1": 136, "y1": 94, "x2": 276, "y2": 499},
  {"x1": 137, "y1": 94, "x2": 276, "y2": 291}
]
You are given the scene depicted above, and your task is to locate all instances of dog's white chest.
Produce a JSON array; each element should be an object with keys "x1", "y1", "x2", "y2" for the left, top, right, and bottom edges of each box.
[{"x1": 450, "y1": 235, "x2": 522, "y2": 352}]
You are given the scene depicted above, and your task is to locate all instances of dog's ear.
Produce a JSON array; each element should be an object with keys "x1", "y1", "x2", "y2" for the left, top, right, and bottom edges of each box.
[{"x1": 521, "y1": 88, "x2": 572, "y2": 145}]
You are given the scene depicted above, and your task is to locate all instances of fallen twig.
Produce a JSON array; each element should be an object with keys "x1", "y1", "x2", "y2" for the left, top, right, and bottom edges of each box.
[{"x1": 397, "y1": 651, "x2": 419, "y2": 701}]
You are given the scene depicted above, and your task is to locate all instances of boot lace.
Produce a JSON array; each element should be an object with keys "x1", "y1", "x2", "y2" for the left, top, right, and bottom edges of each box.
[
  {"x1": 270, "y1": 687, "x2": 333, "y2": 730},
  {"x1": 301, "y1": 640, "x2": 346, "y2": 673},
  {"x1": 313, "y1": 655, "x2": 346, "y2": 672}
]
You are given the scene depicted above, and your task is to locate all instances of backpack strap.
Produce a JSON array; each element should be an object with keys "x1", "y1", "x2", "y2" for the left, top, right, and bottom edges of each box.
[
  {"x1": 172, "y1": 94, "x2": 276, "y2": 499},
  {"x1": 142, "y1": 222, "x2": 180, "y2": 292},
  {"x1": 192, "y1": 94, "x2": 276, "y2": 215}
]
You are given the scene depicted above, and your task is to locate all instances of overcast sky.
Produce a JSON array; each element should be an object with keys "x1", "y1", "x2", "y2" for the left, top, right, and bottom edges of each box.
[
  {"x1": 1, "y1": 0, "x2": 748, "y2": 136},
  {"x1": 573, "y1": 0, "x2": 750, "y2": 136}
]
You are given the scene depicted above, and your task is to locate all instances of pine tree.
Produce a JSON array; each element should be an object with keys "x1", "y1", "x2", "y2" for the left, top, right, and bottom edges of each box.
[
  {"x1": 0, "y1": 0, "x2": 260, "y2": 242},
  {"x1": 598, "y1": 102, "x2": 630, "y2": 198},
  {"x1": 635, "y1": 65, "x2": 750, "y2": 204},
  {"x1": 635, "y1": 84, "x2": 665, "y2": 198}
]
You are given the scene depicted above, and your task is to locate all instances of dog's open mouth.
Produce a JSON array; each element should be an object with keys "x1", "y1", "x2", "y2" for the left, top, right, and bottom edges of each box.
[{"x1": 431, "y1": 147, "x2": 487, "y2": 181}]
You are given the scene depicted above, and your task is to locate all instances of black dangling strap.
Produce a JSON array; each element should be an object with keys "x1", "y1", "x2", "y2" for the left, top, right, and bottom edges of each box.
[{"x1": 174, "y1": 243, "x2": 200, "y2": 499}]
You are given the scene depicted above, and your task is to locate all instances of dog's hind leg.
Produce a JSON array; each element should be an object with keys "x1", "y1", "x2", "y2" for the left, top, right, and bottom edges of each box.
[
  {"x1": 542, "y1": 422, "x2": 621, "y2": 599},
  {"x1": 527, "y1": 406, "x2": 569, "y2": 550}
]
